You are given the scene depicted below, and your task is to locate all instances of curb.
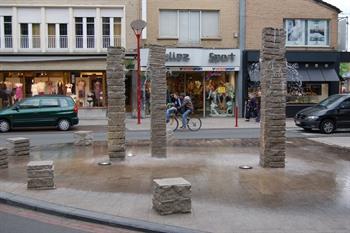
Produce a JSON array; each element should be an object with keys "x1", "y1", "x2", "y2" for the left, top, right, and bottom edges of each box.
[{"x1": 0, "y1": 192, "x2": 208, "y2": 233}]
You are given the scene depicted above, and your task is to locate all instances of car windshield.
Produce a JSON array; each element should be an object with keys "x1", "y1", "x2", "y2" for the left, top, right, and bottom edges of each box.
[{"x1": 317, "y1": 94, "x2": 343, "y2": 108}]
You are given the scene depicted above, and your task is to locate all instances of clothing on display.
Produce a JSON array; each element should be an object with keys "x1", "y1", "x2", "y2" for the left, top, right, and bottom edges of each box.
[
  {"x1": 65, "y1": 83, "x2": 73, "y2": 95},
  {"x1": 77, "y1": 80, "x2": 86, "y2": 98},
  {"x1": 36, "y1": 82, "x2": 46, "y2": 95},
  {"x1": 15, "y1": 83, "x2": 23, "y2": 101},
  {"x1": 57, "y1": 82, "x2": 64, "y2": 95},
  {"x1": 31, "y1": 83, "x2": 39, "y2": 96}
]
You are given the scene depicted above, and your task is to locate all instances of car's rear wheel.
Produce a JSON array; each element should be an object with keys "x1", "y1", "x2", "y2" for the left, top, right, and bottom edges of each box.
[
  {"x1": 0, "y1": 120, "x2": 10, "y2": 133},
  {"x1": 57, "y1": 119, "x2": 71, "y2": 131},
  {"x1": 320, "y1": 119, "x2": 335, "y2": 134}
]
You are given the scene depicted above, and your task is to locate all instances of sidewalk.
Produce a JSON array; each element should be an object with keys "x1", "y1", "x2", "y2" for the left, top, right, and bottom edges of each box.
[{"x1": 79, "y1": 117, "x2": 298, "y2": 130}]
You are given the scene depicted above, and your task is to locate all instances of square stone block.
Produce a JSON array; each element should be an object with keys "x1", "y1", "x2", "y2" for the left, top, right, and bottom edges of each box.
[
  {"x1": 152, "y1": 177, "x2": 191, "y2": 215},
  {"x1": 7, "y1": 137, "x2": 30, "y2": 144},
  {"x1": 27, "y1": 161, "x2": 54, "y2": 170},
  {"x1": 27, "y1": 178, "x2": 55, "y2": 190},
  {"x1": 27, "y1": 169, "x2": 54, "y2": 179}
]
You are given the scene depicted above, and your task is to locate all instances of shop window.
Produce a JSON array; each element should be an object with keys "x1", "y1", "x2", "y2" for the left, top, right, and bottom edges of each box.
[
  {"x1": 285, "y1": 19, "x2": 329, "y2": 46},
  {"x1": 205, "y1": 72, "x2": 235, "y2": 116},
  {"x1": 287, "y1": 83, "x2": 329, "y2": 104}
]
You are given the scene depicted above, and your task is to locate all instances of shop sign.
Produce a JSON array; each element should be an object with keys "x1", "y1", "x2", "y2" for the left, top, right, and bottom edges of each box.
[
  {"x1": 166, "y1": 52, "x2": 190, "y2": 62},
  {"x1": 209, "y1": 53, "x2": 235, "y2": 63}
]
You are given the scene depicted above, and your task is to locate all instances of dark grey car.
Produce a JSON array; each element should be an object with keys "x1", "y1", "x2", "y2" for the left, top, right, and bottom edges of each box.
[{"x1": 294, "y1": 94, "x2": 350, "y2": 134}]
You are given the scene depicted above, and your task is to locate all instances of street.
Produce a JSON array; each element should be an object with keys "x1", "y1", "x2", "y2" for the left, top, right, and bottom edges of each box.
[
  {"x1": 0, "y1": 204, "x2": 138, "y2": 233},
  {"x1": 0, "y1": 126, "x2": 350, "y2": 146}
]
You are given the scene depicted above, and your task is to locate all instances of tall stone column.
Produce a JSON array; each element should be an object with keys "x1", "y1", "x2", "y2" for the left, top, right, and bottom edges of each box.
[
  {"x1": 259, "y1": 28, "x2": 287, "y2": 168},
  {"x1": 149, "y1": 45, "x2": 167, "y2": 158},
  {"x1": 106, "y1": 47, "x2": 126, "y2": 160}
]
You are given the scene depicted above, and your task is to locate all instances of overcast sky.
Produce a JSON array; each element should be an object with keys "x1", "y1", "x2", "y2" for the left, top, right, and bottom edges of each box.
[
  {"x1": 324, "y1": 0, "x2": 350, "y2": 50},
  {"x1": 324, "y1": 0, "x2": 350, "y2": 15}
]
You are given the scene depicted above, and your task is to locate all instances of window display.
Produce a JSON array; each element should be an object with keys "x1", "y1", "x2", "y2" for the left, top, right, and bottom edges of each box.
[{"x1": 205, "y1": 72, "x2": 235, "y2": 116}]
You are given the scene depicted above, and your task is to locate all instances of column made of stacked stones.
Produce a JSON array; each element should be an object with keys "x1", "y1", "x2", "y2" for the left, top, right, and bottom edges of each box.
[
  {"x1": 259, "y1": 28, "x2": 287, "y2": 168},
  {"x1": 149, "y1": 45, "x2": 167, "y2": 158},
  {"x1": 106, "y1": 47, "x2": 126, "y2": 159}
]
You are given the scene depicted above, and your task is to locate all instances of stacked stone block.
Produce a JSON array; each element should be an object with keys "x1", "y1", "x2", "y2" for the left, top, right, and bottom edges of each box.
[
  {"x1": 27, "y1": 161, "x2": 55, "y2": 190},
  {"x1": 259, "y1": 28, "x2": 287, "y2": 168},
  {"x1": 152, "y1": 177, "x2": 191, "y2": 215},
  {"x1": 0, "y1": 148, "x2": 8, "y2": 169},
  {"x1": 106, "y1": 47, "x2": 126, "y2": 159},
  {"x1": 148, "y1": 45, "x2": 167, "y2": 158},
  {"x1": 74, "y1": 131, "x2": 93, "y2": 146},
  {"x1": 7, "y1": 137, "x2": 30, "y2": 156}
]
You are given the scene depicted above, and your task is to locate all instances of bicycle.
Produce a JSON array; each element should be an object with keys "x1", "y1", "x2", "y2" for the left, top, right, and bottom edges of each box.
[{"x1": 167, "y1": 112, "x2": 202, "y2": 132}]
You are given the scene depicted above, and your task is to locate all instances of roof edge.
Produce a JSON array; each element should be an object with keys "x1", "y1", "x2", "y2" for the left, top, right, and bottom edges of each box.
[{"x1": 313, "y1": 0, "x2": 342, "y2": 13}]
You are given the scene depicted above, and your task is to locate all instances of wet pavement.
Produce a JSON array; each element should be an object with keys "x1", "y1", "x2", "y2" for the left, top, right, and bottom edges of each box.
[{"x1": 1, "y1": 139, "x2": 350, "y2": 233}]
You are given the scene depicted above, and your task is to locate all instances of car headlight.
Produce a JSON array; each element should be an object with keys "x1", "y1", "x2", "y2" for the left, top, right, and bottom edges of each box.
[{"x1": 306, "y1": 116, "x2": 319, "y2": 120}]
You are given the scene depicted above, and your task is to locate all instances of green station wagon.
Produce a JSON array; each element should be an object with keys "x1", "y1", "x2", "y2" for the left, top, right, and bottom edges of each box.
[{"x1": 0, "y1": 95, "x2": 79, "y2": 132}]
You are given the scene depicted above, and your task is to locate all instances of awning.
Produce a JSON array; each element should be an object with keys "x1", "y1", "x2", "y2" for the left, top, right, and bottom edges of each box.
[{"x1": 249, "y1": 68, "x2": 339, "y2": 82}]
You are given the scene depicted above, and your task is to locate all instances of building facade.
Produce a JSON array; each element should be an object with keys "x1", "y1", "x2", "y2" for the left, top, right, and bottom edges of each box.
[
  {"x1": 143, "y1": 0, "x2": 240, "y2": 117},
  {"x1": 0, "y1": 0, "x2": 139, "y2": 110},
  {"x1": 242, "y1": 0, "x2": 342, "y2": 117}
]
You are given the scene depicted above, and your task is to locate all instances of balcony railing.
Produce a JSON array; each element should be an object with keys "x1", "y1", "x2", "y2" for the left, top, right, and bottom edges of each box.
[
  {"x1": 75, "y1": 35, "x2": 95, "y2": 48},
  {"x1": 102, "y1": 35, "x2": 121, "y2": 48},
  {"x1": 1, "y1": 36, "x2": 13, "y2": 48},
  {"x1": 48, "y1": 35, "x2": 68, "y2": 49},
  {"x1": 20, "y1": 36, "x2": 40, "y2": 49}
]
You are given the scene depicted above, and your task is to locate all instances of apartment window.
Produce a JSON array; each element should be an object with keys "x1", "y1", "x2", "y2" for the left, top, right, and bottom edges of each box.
[
  {"x1": 75, "y1": 17, "x2": 95, "y2": 49},
  {"x1": 285, "y1": 19, "x2": 329, "y2": 46},
  {"x1": 20, "y1": 23, "x2": 40, "y2": 49},
  {"x1": 47, "y1": 23, "x2": 68, "y2": 49},
  {"x1": 2, "y1": 16, "x2": 13, "y2": 48},
  {"x1": 201, "y1": 11, "x2": 220, "y2": 38},
  {"x1": 159, "y1": 10, "x2": 220, "y2": 43},
  {"x1": 86, "y1": 17, "x2": 94, "y2": 48},
  {"x1": 102, "y1": 17, "x2": 121, "y2": 48}
]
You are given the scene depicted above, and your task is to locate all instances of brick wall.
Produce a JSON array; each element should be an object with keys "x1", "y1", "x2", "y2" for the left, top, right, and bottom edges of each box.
[{"x1": 246, "y1": 0, "x2": 339, "y2": 50}]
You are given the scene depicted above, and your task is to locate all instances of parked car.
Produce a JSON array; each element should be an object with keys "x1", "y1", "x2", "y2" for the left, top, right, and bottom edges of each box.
[
  {"x1": 0, "y1": 95, "x2": 79, "y2": 132},
  {"x1": 294, "y1": 94, "x2": 350, "y2": 134}
]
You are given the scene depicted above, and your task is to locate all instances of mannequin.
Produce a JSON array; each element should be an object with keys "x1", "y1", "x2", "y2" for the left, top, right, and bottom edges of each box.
[
  {"x1": 94, "y1": 80, "x2": 102, "y2": 106},
  {"x1": 65, "y1": 83, "x2": 73, "y2": 95},
  {"x1": 15, "y1": 83, "x2": 23, "y2": 101},
  {"x1": 77, "y1": 80, "x2": 86, "y2": 98},
  {"x1": 31, "y1": 81, "x2": 39, "y2": 96},
  {"x1": 37, "y1": 82, "x2": 46, "y2": 95},
  {"x1": 57, "y1": 81, "x2": 64, "y2": 95}
]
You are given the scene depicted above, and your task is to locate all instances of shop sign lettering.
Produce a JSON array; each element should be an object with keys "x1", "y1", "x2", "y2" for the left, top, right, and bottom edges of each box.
[
  {"x1": 209, "y1": 53, "x2": 235, "y2": 63},
  {"x1": 166, "y1": 52, "x2": 190, "y2": 62}
]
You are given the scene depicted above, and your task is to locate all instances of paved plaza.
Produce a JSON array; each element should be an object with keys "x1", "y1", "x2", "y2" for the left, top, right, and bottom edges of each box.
[{"x1": 0, "y1": 137, "x2": 350, "y2": 233}]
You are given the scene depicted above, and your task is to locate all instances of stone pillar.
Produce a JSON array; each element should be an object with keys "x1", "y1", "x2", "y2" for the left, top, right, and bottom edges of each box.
[
  {"x1": 7, "y1": 137, "x2": 30, "y2": 156},
  {"x1": 259, "y1": 28, "x2": 287, "y2": 168},
  {"x1": 106, "y1": 47, "x2": 126, "y2": 160},
  {"x1": 149, "y1": 45, "x2": 167, "y2": 158},
  {"x1": 0, "y1": 148, "x2": 8, "y2": 169}
]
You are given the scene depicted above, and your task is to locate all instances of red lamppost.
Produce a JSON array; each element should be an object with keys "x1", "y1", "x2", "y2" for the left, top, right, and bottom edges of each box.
[{"x1": 131, "y1": 19, "x2": 147, "y2": 124}]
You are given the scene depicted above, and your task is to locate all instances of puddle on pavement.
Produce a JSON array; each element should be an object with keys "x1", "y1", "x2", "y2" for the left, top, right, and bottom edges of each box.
[{"x1": 1, "y1": 138, "x2": 350, "y2": 209}]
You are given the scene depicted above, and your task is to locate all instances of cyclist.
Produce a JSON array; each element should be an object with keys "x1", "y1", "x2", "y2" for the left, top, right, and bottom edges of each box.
[
  {"x1": 166, "y1": 93, "x2": 182, "y2": 123},
  {"x1": 178, "y1": 96, "x2": 193, "y2": 129}
]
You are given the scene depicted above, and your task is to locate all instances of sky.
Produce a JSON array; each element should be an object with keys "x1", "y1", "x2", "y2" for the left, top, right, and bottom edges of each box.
[{"x1": 324, "y1": 0, "x2": 350, "y2": 49}]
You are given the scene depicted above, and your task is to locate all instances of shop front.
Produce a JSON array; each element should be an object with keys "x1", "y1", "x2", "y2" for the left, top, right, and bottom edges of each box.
[
  {"x1": 244, "y1": 51, "x2": 340, "y2": 117},
  {"x1": 141, "y1": 48, "x2": 240, "y2": 117},
  {"x1": 0, "y1": 71, "x2": 107, "y2": 108},
  {"x1": 0, "y1": 56, "x2": 108, "y2": 111}
]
